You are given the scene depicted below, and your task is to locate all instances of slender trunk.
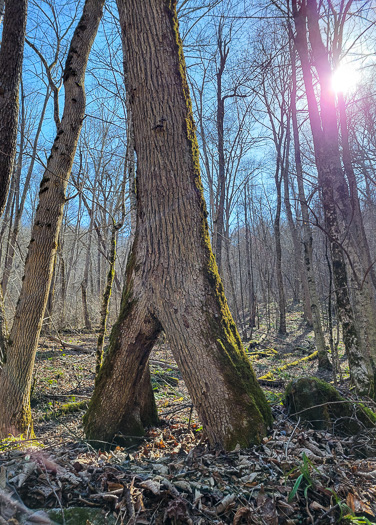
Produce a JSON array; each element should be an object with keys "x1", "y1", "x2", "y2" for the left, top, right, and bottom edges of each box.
[
  {"x1": 244, "y1": 186, "x2": 256, "y2": 333},
  {"x1": 237, "y1": 214, "x2": 246, "y2": 338},
  {"x1": 81, "y1": 217, "x2": 93, "y2": 330},
  {"x1": 2, "y1": 87, "x2": 50, "y2": 296},
  {"x1": 96, "y1": 221, "x2": 118, "y2": 374},
  {"x1": 0, "y1": 0, "x2": 105, "y2": 438},
  {"x1": 282, "y1": 133, "x2": 311, "y2": 322},
  {"x1": 214, "y1": 26, "x2": 228, "y2": 275},
  {"x1": 224, "y1": 231, "x2": 240, "y2": 328},
  {"x1": 337, "y1": 91, "x2": 376, "y2": 291},
  {"x1": 293, "y1": 0, "x2": 375, "y2": 393},
  {"x1": 44, "y1": 252, "x2": 57, "y2": 334},
  {"x1": 0, "y1": 0, "x2": 27, "y2": 216},
  {"x1": 59, "y1": 248, "x2": 66, "y2": 327},
  {"x1": 290, "y1": 36, "x2": 330, "y2": 369},
  {"x1": 84, "y1": 0, "x2": 271, "y2": 450},
  {"x1": 274, "y1": 156, "x2": 287, "y2": 335}
]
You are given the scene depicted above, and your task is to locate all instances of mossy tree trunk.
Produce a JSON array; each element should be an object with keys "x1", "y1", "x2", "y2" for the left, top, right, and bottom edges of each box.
[
  {"x1": 0, "y1": 0, "x2": 105, "y2": 438},
  {"x1": 84, "y1": 0, "x2": 272, "y2": 451},
  {"x1": 96, "y1": 220, "x2": 120, "y2": 375}
]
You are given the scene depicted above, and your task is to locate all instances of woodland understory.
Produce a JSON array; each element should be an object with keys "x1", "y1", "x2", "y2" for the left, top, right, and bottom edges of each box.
[
  {"x1": 1, "y1": 0, "x2": 376, "y2": 523},
  {"x1": 1, "y1": 307, "x2": 376, "y2": 525}
]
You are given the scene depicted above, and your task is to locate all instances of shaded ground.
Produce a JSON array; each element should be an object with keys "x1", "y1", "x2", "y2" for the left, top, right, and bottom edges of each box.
[{"x1": 1, "y1": 307, "x2": 376, "y2": 523}]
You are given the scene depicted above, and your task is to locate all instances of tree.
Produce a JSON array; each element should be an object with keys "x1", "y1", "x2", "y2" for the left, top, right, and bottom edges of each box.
[
  {"x1": 0, "y1": 0, "x2": 105, "y2": 438},
  {"x1": 289, "y1": 35, "x2": 331, "y2": 370},
  {"x1": 291, "y1": 0, "x2": 376, "y2": 395},
  {"x1": 0, "y1": 0, "x2": 27, "y2": 216},
  {"x1": 84, "y1": 0, "x2": 272, "y2": 451},
  {"x1": 0, "y1": 0, "x2": 28, "y2": 364}
]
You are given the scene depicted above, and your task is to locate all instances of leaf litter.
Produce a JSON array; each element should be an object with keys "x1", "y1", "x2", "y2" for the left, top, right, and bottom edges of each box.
[{"x1": 1, "y1": 326, "x2": 376, "y2": 524}]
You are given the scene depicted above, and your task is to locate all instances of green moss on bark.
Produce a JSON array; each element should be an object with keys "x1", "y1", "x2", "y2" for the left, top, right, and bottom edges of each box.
[{"x1": 165, "y1": 1, "x2": 272, "y2": 447}]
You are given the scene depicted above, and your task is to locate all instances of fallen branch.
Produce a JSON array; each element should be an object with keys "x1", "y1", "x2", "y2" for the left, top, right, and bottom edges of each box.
[
  {"x1": 258, "y1": 379, "x2": 285, "y2": 387},
  {"x1": 258, "y1": 350, "x2": 318, "y2": 381},
  {"x1": 47, "y1": 336, "x2": 92, "y2": 353},
  {"x1": 150, "y1": 359, "x2": 179, "y2": 371}
]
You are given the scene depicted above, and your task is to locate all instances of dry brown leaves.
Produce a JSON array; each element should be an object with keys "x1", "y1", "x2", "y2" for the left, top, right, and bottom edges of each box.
[{"x1": 1, "y1": 406, "x2": 376, "y2": 524}]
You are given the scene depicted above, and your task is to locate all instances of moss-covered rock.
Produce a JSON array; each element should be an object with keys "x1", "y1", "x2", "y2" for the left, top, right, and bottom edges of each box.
[{"x1": 284, "y1": 377, "x2": 376, "y2": 435}]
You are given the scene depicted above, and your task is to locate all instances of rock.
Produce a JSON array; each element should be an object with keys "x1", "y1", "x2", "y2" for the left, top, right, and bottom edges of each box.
[{"x1": 284, "y1": 377, "x2": 376, "y2": 435}]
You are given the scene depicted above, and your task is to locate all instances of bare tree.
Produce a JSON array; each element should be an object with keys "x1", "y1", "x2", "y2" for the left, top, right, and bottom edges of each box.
[
  {"x1": 0, "y1": 0, "x2": 105, "y2": 438},
  {"x1": 84, "y1": 0, "x2": 272, "y2": 450}
]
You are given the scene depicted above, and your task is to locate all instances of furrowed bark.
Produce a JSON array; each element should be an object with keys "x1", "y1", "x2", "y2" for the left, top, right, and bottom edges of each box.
[
  {"x1": 0, "y1": 0, "x2": 105, "y2": 438},
  {"x1": 292, "y1": 0, "x2": 375, "y2": 393},
  {"x1": 84, "y1": 0, "x2": 271, "y2": 451}
]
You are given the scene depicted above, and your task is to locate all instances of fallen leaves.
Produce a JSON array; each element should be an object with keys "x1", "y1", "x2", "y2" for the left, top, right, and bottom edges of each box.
[{"x1": 1, "y1": 409, "x2": 376, "y2": 524}]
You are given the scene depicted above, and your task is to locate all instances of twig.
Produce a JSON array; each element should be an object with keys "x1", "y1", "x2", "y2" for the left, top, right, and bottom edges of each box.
[
  {"x1": 285, "y1": 417, "x2": 300, "y2": 460},
  {"x1": 187, "y1": 404, "x2": 194, "y2": 431}
]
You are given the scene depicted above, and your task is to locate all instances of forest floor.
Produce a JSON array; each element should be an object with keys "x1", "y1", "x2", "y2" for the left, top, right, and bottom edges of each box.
[{"x1": 1, "y1": 307, "x2": 376, "y2": 524}]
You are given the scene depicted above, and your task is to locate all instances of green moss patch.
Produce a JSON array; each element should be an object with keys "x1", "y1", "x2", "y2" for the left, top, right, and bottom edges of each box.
[
  {"x1": 284, "y1": 377, "x2": 376, "y2": 435},
  {"x1": 40, "y1": 400, "x2": 88, "y2": 422}
]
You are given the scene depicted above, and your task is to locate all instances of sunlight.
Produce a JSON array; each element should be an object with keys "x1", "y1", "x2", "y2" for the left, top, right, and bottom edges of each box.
[{"x1": 331, "y1": 63, "x2": 359, "y2": 94}]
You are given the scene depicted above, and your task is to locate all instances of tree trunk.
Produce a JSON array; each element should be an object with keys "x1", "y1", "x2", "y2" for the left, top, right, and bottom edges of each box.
[
  {"x1": 81, "y1": 214, "x2": 93, "y2": 331},
  {"x1": 337, "y1": 91, "x2": 376, "y2": 292},
  {"x1": 84, "y1": 0, "x2": 271, "y2": 451},
  {"x1": 96, "y1": 221, "x2": 119, "y2": 374},
  {"x1": 244, "y1": 185, "x2": 256, "y2": 333},
  {"x1": 292, "y1": 0, "x2": 375, "y2": 394},
  {"x1": 0, "y1": 0, "x2": 28, "y2": 364},
  {"x1": 282, "y1": 137, "x2": 312, "y2": 323},
  {"x1": 0, "y1": 0, "x2": 27, "y2": 216},
  {"x1": 0, "y1": 0, "x2": 105, "y2": 438},
  {"x1": 214, "y1": 33, "x2": 227, "y2": 276},
  {"x1": 274, "y1": 151, "x2": 287, "y2": 335},
  {"x1": 2, "y1": 87, "x2": 50, "y2": 297},
  {"x1": 289, "y1": 35, "x2": 330, "y2": 369}
]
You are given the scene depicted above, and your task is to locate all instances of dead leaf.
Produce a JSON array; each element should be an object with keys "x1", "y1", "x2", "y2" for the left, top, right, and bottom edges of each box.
[
  {"x1": 216, "y1": 494, "x2": 236, "y2": 514},
  {"x1": 139, "y1": 480, "x2": 161, "y2": 495},
  {"x1": 107, "y1": 482, "x2": 124, "y2": 492},
  {"x1": 346, "y1": 493, "x2": 374, "y2": 517},
  {"x1": 233, "y1": 506, "x2": 253, "y2": 524},
  {"x1": 309, "y1": 501, "x2": 328, "y2": 512},
  {"x1": 164, "y1": 497, "x2": 189, "y2": 523}
]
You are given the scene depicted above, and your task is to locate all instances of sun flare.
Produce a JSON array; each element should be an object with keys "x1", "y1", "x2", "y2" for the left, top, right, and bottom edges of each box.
[{"x1": 331, "y1": 63, "x2": 359, "y2": 94}]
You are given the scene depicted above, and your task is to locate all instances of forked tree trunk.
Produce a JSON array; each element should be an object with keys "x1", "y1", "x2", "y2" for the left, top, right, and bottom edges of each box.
[
  {"x1": 84, "y1": 0, "x2": 272, "y2": 451},
  {"x1": 0, "y1": 0, "x2": 105, "y2": 438}
]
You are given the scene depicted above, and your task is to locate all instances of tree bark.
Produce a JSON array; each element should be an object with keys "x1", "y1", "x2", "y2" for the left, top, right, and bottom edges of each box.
[
  {"x1": 0, "y1": 0, "x2": 105, "y2": 438},
  {"x1": 0, "y1": 0, "x2": 27, "y2": 216},
  {"x1": 244, "y1": 185, "x2": 256, "y2": 333},
  {"x1": 274, "y1": 143, "x2": 287, "y2": 335},
  {"x1": 1, "y1": 87, "x2": 50, "y2": 297},
  {"x1": 214, "y1": 24, "x2": 229, "y2": 276},
  {"x1": 84, "y1": 0, "x2": 272, "y2": 451},
  {"x1": 96, "y1": 221, "x2": 120, "y2": 374},
  {"x1": 289, "y1": 35, "x2": 330, "y2": 370},
  {"x1": 292, "y1": 0, "x2": 375, "y2": 394}
]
